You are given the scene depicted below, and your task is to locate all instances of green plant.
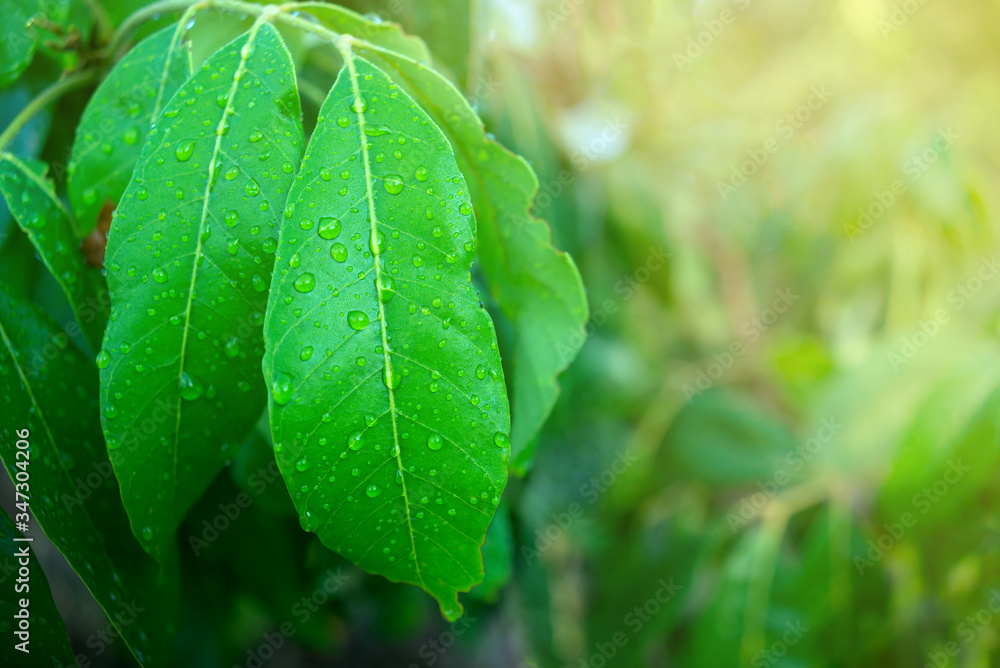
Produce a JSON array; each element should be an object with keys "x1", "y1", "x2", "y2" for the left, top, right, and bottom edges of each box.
[{"x1": 0, "y1": 1, "x2": 586, "y2": 664}]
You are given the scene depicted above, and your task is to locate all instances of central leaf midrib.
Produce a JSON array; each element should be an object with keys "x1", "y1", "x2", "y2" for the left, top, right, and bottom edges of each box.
[
  {"x1": 342, "y1": 46, "x2": 425, "y2": 589},
  {"x1": 355, "y1": 45, "x2": 515, "y2": 283},
  {"x1": 172, "y1": 21, "x2": 267, "y2": 513}
]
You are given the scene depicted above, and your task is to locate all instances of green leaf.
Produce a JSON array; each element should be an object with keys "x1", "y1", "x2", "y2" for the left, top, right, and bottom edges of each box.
[
  {"x1": 0, "y1": 285, "x2": 175, "y2": 667},
  {"x1": 100, "y1": 22, "x2": 305, "y2": 561},
  {"x1": 262, "y1": 52, "x2": 510, "y2": 621},
  {"x1": 0, "y1": 0, "x2": 41, "y2": 88},
  {"x1": 344, "y1": 0, "x2": 471, "y2": 85},
  {"x1": 68, "y1": 22, "x2": 193, "y2": 235},
  {"x1": 0, "y1": 507, "x2": 75, "y2": 667},
  {"x1": 0, "y1": 153, "x2": 107, "y2": 351},
  {"x1": 0, "y1": 0, "x2": 74, "y2": 87},
  {"x1": 353, "y1": 44, "x2": 589, "y2": 473},
  {"x1": 297, "y1": 2, "x2": 431, "y2": 64}
]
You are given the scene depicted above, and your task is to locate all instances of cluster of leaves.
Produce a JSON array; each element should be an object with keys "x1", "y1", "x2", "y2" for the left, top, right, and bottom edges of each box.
[
  {"x1": 8, "y1": 0, "x2": 999, "y2": 666},
  {"x1": 0, "y1": 0, "x2": 586, "y2": 665}
]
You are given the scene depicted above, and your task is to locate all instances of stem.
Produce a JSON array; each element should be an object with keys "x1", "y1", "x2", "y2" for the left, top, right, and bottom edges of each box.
[
  {"x1": 0, "y1": 2, "x2": 364, "y2": 153},
  {"x1": 82, "y1": 0, "x2": 113, "y2": 45},
  {"x1": 0, "y1": 70, "x2": 98, "y2": 150},
  {"x1": 465, "y1": 0, "x2": 485, "y2": 98},
  {"x1": 107, "y1": 0, "x2": 206, "y2": 58},
  {"x1": 109, "y1": 0, "x2": 350, "y2": 61}
]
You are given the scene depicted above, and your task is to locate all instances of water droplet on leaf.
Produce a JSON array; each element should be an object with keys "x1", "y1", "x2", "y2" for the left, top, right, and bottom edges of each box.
[
  {"x1": 175, "y1": 140, "x2": 195, "y2": 162},
  {"x1": 179, "y1": 371, "x2": 203, "y2": 400},
  {"x1": 318, "y1": 217, "x2": 341, "y2": 239},
  {"x1": 383, "y1": 174, "x2": 404, "y2": 195},
  {"x1": 271, "y1": 371, "x2": 294, "y2": 405},
  {"x1": 348, "y1": 310, "x2": 370, "y2": 330},
  {"x1": 293, "y1": 273, "x2": 316, "y2": 293}
]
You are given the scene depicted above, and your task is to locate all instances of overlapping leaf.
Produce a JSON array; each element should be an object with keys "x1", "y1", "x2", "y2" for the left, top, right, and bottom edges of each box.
[
  {"x1": 0, "y1": 286, "x2": 174, "y2": 666},
  {"x1": 263, "y1": 53, "x2": 509, "y2": 620},
  {"x1": 0, "y1": 153, "x2": 107, "y2": 350},
  {"x1": 100, "y1": 22, "x2": 304, "y2": 561},
  {"x1": 0, "y1": 0, "x2": 64, "y2": 87},
  {"x1": 353, "y1": 43, "x2": 588, "y2": 474},
  {"x1": 342, "y1": 0, "x2": 471, "y2": 84},
  {"x1": 0, "y1": 0, "x2": 83, "y2": 88},
  {"x1": 296, "y1": 2, "x2": 430, "y2": 64},
  {"x1": 0, "y1": 507, "x2": 75, "y2": 668},
  {"x1": 0, "y1": 1, "x2": 37, "y2": 88},
  {"x1": 68, "y1": 22, "x2": 193, "y2": 235}
]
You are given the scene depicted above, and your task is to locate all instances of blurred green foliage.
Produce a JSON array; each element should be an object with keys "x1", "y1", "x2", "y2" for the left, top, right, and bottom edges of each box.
[{"x1": 460, "y1": 0, "x2": 1000, "y2": 665}]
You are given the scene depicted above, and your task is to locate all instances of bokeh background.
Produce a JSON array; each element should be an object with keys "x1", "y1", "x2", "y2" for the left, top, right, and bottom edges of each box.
[{"x1": 3, "y1": 0, "x2": 1000, "y2": 666}]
